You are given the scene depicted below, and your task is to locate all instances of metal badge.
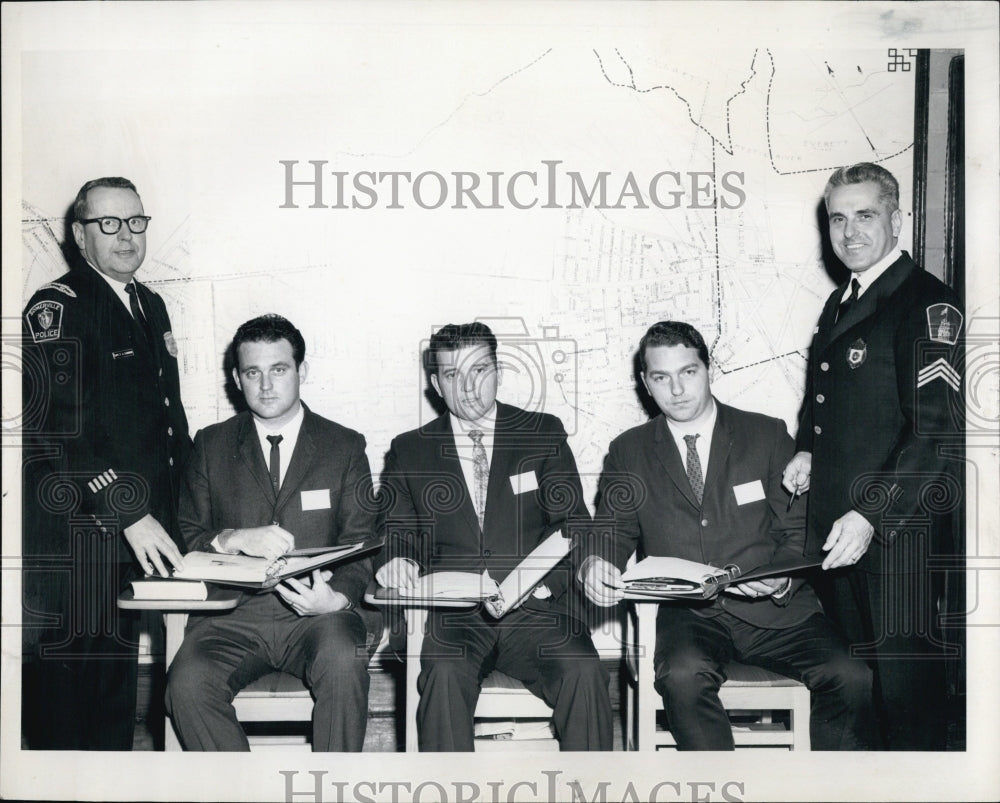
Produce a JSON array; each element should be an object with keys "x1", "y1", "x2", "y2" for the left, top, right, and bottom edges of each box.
[{"x1": 847, "y1": 339, "x2": 867, "y2": 369}]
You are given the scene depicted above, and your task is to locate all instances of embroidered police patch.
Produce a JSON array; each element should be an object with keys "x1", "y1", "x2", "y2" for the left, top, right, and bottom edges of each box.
[
  {"x1": 26, "y1": 300, "x2": 64, "y2": 342},
  {"x1": 38, "y1": 281, "x2": 78, "y2": 298},
  {"x1": 847, "y1": 339, "x2": 867, "y2": 369},
  {"x1": 926, "y1": 303, "x2": 962, "y2": 345}
]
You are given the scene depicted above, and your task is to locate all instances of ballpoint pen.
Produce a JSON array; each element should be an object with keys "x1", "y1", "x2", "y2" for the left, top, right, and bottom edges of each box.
[{"x1": 786, "y1": 480, "x2": 800, "y2": 512}]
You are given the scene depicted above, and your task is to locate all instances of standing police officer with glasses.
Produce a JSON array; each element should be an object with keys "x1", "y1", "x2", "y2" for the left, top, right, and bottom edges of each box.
[
  {"x1": 21, "y1": 177, "x2": 192, "y2": 749},
  {"x1": 784, "y1": 162, "x2": 964, "y2": 749}
]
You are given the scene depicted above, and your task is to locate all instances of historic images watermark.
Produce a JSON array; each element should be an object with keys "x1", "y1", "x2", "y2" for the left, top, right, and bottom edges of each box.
[
  {"x1": 279, "y1": 160, "x2": 746, "y2": 211},
  {"x1": 280, "y1": 770, "x2": 747, "y2": 803}
]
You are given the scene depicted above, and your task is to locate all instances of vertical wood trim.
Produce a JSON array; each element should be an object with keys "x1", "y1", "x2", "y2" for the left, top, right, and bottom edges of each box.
[
  {"x1": 911, "y1": 49, "x2": 931, "y2": 268},
  {"x1": 945, "y1": 54, "x2": 965, "y2": 299}
]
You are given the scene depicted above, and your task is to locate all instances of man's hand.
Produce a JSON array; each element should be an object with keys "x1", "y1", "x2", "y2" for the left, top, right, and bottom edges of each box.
[
  {"x1": 275, "y1": 569, "x2": 350, "y2": 616},
  {"x1": 726, "y1": 576, "x2": 790, "y2": 599},
  {"x1": 123, "y1": 514, "x2": 185, "y2": 577},
  {"x1": 219, "y1": 525, "x2": 294, "y2": 562},
  {"x1": 581, "y1": 556, "x2": 624, "y2": 607},
  {"x1": 376, "y1": 558, "x2": 420, "y2": 589},
  {"x1": 782, "y1": 451, "x2": 812, "y2": 495},
  {"x1": 822, "y1": 510, "x2": 875, "y2": 570}
]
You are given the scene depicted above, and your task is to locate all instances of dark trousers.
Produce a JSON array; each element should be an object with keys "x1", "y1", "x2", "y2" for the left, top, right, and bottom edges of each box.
[
  {"x1": 817, "y1": 564, "x2": 956, "y2": 750},
  {"x1": 418, "y1": 602, "x2": 613, "y2": 751},
  {"x1": 22, "y1": 559, "x2": 139, "y2": 751},
  {"x1": 653, "y1": 607, "x2": 874, "y2": 750},
  {"x1": 165, "y1": 592, "x2": 370, "y2": 751}
]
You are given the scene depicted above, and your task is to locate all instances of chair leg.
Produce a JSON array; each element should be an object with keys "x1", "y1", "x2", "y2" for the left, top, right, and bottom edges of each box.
[
  {"x1": 404, "y1": 608, "x2": 428, "y2": 753},
  {"x1": 635, "y1": 603, "x2": 659, "y2": 751},
  {"x1": 163, "y1": 613, "x2": 188, "y2": 752}
]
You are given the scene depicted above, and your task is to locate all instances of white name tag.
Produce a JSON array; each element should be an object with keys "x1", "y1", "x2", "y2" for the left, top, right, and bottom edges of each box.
[
  {"x1": 510, "y1": 470, "x2": 539, "y2": 494},
  {"x1": 300, "y1": 489, "x2": 331, "y2": 511},
  {"x1": 732, "y1": 480, "x2": 766, "y2": 506}
]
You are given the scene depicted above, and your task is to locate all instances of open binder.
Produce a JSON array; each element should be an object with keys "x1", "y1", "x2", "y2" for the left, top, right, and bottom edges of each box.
[
  {"x1": 378, "y1": 529, "x2": 572, "y2": 618},
  {"x1": 622, "y1": 553, "x2": 823, "y2": 601},
  {"x1": 158, "y1": 537, "x2": 381, "y2": 591}
]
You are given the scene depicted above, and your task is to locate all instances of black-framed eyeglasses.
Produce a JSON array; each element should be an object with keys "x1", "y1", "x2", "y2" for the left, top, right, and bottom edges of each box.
[{"x1": 79, "y1": 216, "x2": 151, "y2": 235}]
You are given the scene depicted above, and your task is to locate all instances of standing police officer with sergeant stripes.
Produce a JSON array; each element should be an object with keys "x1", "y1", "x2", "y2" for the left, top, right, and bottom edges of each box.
[
  {"x1": 784, "y1": 162, "x2": 964, "y2": 750},
  {"x1": 21, "y1": 177, "x2": 192, "y2": 749}
]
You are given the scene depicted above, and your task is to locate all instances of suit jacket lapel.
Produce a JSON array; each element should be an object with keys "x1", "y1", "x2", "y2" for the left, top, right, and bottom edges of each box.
[
  {"x1": 704, "y1": 402, "x2": 733, "y2": 503},
  {"x1": 484, "y1": 404, "x2": 517, "y2": 533},
  {"x1": 427, "y1": 413, "x2": 481, "y2": 534},
  {"x1": 237, "y1": 414, "x2": 276, "y2": 504},
  {"x1": 652, "y1": 415, "x2": 700, "y2": 509},
  {"x1": 275, "y1": 408, "x2": 317, "y2": 514}
]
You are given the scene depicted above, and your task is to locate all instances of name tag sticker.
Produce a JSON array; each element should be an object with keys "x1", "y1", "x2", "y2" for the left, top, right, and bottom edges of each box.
[
  {"x1": 733, "y1": 480, "x2": 766, "y2": 506},
  {"x1": 112, "y1": 349, "x2": 135, "y2": 360},
  {"x1": 510, "y1": 470, "x2": 539, "y2": 495},
  {"x1": 300, "y1": 489, "x2": 331, "y2": 511}
]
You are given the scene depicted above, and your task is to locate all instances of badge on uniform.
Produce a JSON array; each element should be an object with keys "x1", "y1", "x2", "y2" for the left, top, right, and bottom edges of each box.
[
  {"x1": 926, "y1": 303, "x2": 963, "y2": 345},
  {"x1": 847, "y1": 338, "x2": 867, "y2": 369},
  {"x1": 26, "y1": 300, "x2": 63, "y2": 343}
]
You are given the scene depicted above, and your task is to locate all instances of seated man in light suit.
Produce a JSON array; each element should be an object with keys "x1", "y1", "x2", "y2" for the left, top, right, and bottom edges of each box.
[
  {"x1": 165, "y1": 314, "x2": 378, "y2": 751},
  {"x1": 581, "y1": 321, "x2": 873, "y2": 750},
  {"x1": 376, "y1": 321, "x2": 613, "y2": 751}
]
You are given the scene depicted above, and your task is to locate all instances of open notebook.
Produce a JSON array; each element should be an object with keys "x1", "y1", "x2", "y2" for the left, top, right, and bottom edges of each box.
[
  {"x1": 395, "y1": 530, "x2": 572, "y2": 618},
  {"x1": 622, "y1": 553, "x2": 823, "y2": 601}
]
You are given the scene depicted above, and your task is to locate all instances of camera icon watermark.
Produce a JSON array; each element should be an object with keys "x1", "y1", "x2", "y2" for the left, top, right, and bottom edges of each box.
[{"x1": 418, "y1": 316, "x2": 579, "y2": 435}]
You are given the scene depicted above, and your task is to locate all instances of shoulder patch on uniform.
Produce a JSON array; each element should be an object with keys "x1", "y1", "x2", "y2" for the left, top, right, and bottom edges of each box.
[
  {"x1": 25, "y1": 300, "x2": 64, "y2": 343},
  {"x1": 37, "y1": 281, "x2": 78, "y2": 298},
  {"x1": 927, "y1": 303, "x2": 962, "y2": 345},
  {"x1": 163, "y1": 331, "x2": 178, "y2": 357}
]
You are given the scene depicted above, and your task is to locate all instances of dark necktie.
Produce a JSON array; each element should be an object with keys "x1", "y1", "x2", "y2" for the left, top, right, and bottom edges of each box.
[
  {"x1": 124, "y1": 282, "x2": 154, "y2": 344},
  {"x1": 683, "y1": 434, "x2": 704, "y2": 505},
  {"x1": 266, "y1": 434, "x2": 283, "y2": 493},
  {"x1": 836, "y1": 277, "x2": 861, "y2": 323},
  {"x1": 469, "y1": 430, "x2": 489, "y2": 530}
]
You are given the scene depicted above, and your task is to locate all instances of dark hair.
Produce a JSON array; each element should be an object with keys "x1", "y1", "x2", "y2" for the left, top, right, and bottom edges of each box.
[
  {"x1": 425, "y1": 322, "x2": 498, "y2": 375},
  {"x1": 73, "y1": 177, "x2": 140, "y2": 221},
  {"x1": 231, "y1": 314, "x2": 306, "y2": 368},
  {"x1": 638, "y1": 321, "x2": 710, "y2": 372},
  {"x1": 823, "y1": 162, "x2": 899, "y2": 211}
]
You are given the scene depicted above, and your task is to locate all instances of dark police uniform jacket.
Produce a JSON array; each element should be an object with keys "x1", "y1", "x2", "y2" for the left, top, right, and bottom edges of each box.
[
  {"x1": 795, "y1": 252, "x2": 964, "y2": 572},
  {"x1": 22, "y1": 264, "x2": 192, "y2": 566}
]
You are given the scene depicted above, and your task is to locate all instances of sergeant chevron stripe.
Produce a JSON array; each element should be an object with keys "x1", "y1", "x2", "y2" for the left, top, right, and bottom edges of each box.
[{"x1": 917, "y1": 358, "x2": 961, "y2": 392}]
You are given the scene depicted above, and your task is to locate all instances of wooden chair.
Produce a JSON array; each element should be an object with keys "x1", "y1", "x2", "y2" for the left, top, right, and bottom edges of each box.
[
  {"x1": 627, "y1": 601, "x2": 811, "y2": 750},
  {"x1": 400, "y1": 606, "x2": 558, "y2": 752},
  {"x1": 122, "y1": 591, "x2": 314, "y2": 751}
]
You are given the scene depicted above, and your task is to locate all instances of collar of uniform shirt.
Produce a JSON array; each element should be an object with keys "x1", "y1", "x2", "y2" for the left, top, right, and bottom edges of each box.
[
  {"x1": 664, "y1": 397, "x2": 718, "y2": 479},
  {"x1": 841, "y1": 246, "x2": 902, "y2": 302},
  {"x1": 252, "y1": 402, "x2": 305, "y2": 489},
  {"x1": 88, "y1": 262, "x2": 145, "y2": 318}
]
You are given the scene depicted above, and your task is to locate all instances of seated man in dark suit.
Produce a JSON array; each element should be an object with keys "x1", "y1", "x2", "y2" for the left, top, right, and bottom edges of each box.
[
  {"x1": 376, "y1": 321, "x2": 612, "y2": 751},
  {"x1": 581, "y1": 321, "x2": 872, "y2": 750},
  {"x1": 165, "y1": 314, "x2": 378, "y2": 751}
]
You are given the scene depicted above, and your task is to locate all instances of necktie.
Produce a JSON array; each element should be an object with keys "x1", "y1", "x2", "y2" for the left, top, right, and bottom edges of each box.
[
  {"x1": 266, "y1": 434, "x2": 283, "y2": 493},
  {"x1": 124, "y1": 282, "x2": 154, "y2": 343},
  {"x1": 683, "y1": 434, "x2": 704, "y2": 505},
  {"x1": 836, "y1": 277, "x2": 861, "y2": 323},
  {"x1": 469, "y1": 430, "x2": 489, "y2": 530}
]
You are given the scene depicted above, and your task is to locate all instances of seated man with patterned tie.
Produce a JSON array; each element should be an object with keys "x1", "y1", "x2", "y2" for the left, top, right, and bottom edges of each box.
[
  {"x1": 580, "y1": 321, "x2": 873, "y2": 750},
  {"x1": 375, "y1": 321, "x2": 613, "y2": 751},
  {"x1": 165, "y1": 314, "x2": 378, "y2": 751}
]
